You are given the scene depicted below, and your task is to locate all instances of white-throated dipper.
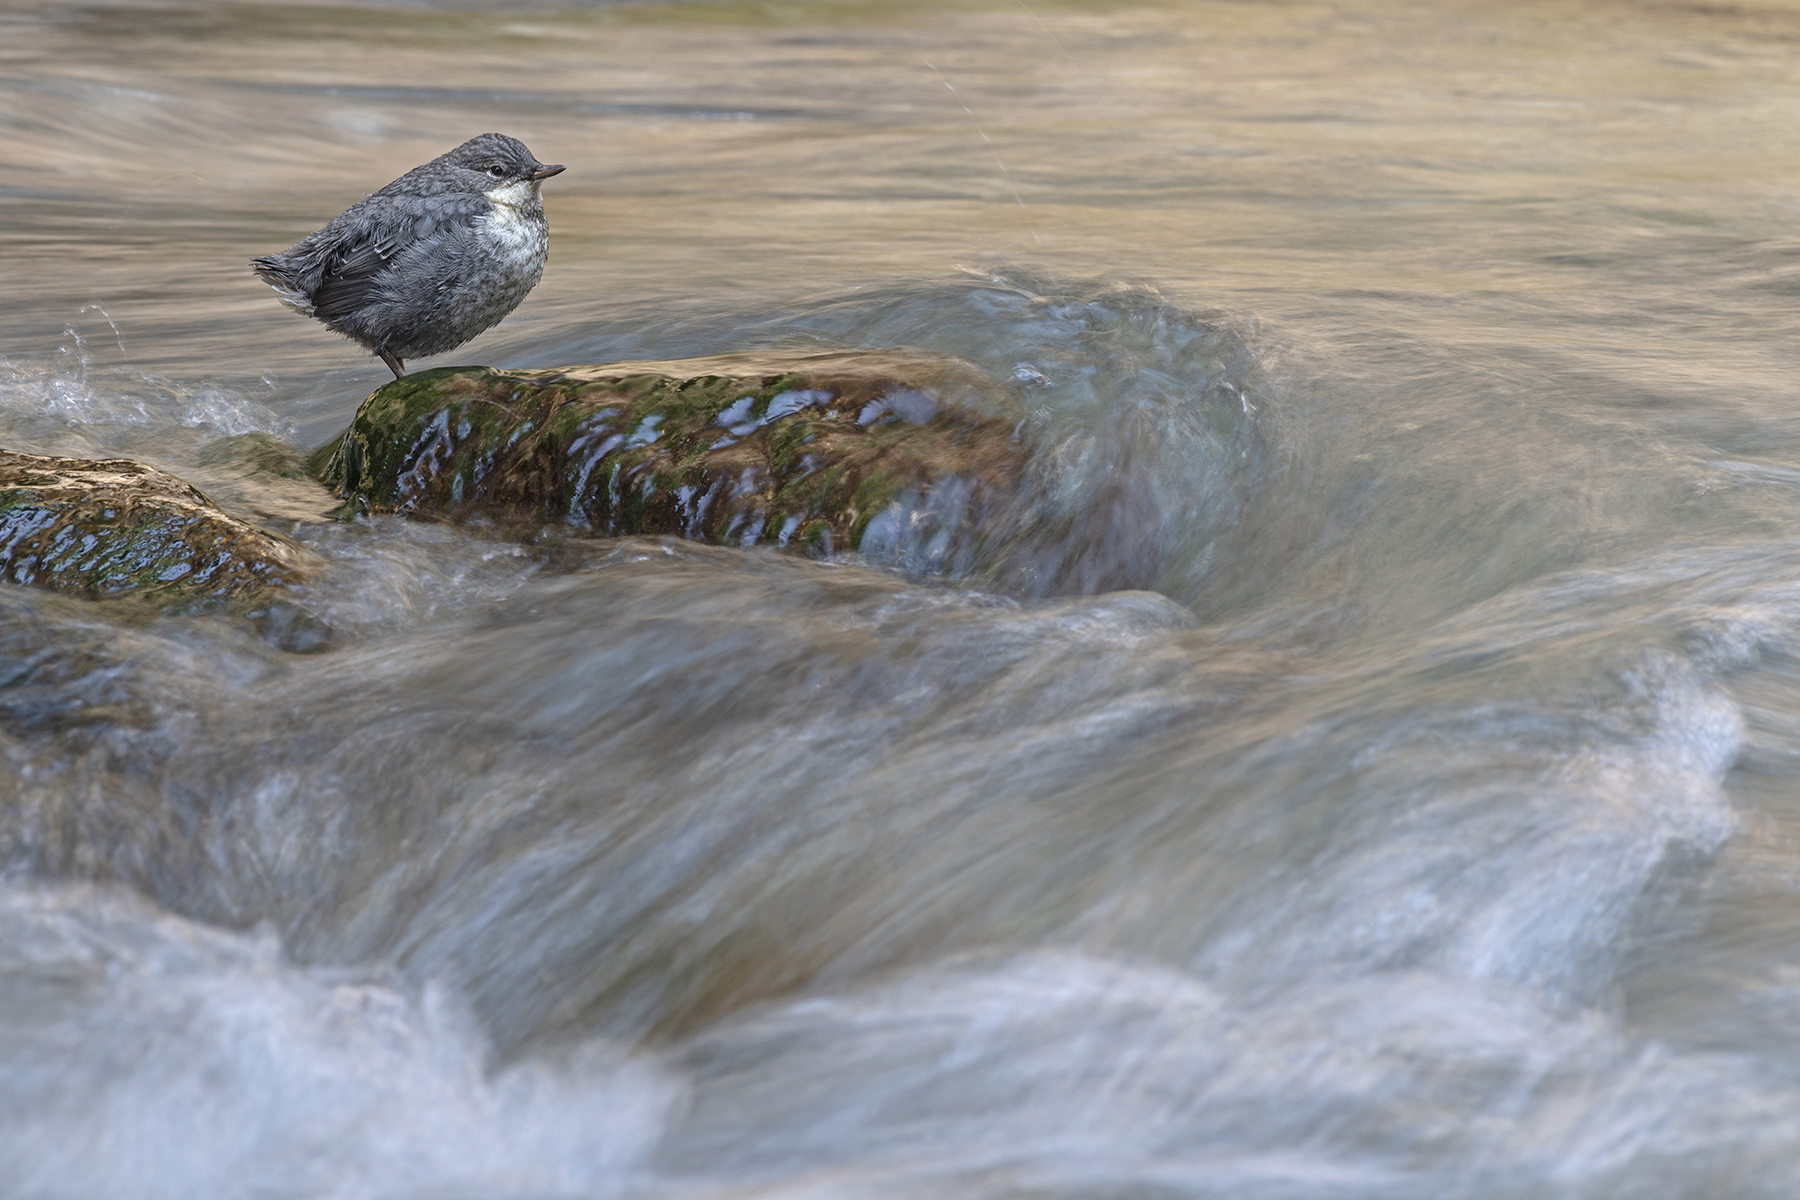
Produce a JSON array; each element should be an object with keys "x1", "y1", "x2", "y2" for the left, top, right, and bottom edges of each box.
[{"x1": 252, "y1": 133, "x2": 565, "y2": 379}]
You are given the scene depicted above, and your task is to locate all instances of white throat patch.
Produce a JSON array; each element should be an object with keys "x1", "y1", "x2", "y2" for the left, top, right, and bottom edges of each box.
[{"x1": 482, "y1": 178, "x2": 542, "y2": 210}]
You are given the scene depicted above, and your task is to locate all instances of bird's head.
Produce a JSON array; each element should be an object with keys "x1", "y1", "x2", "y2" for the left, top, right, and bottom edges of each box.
[{"x1": 441, "y1": 133, "x2": 565, "y2": 205}]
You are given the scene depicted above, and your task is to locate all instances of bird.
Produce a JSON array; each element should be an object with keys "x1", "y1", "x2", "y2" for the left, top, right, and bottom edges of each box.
[{"x1": 252, "y1": 133, "x2": 565, "y2": 380}]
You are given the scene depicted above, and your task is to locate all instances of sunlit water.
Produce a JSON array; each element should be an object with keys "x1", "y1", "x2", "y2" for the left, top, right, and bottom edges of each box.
[{"x1": 5, "y1": 0, "x2": 1800, "y2": 1195}]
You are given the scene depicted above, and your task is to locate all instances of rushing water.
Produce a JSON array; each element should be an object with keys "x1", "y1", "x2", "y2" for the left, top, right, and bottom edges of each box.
[{"x1": 5, "y1": 0, "x2": 1800, "y2": 1195}]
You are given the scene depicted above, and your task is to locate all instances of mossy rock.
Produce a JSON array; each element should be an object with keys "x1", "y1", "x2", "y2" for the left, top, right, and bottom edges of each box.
[
  {"x1": 197, "y1": 431, "x2": 313, "y2": 480},
  {"x1": 310, "y1": 351, "x2": 1026, "y2": 567},
  {"x1": 0, "y1": 450, "x2": 316, "y2": 603}
]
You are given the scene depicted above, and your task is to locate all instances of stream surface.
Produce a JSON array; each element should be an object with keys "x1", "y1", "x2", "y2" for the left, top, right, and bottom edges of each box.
[{"x1": 6, "y1": 0, "x2": 1800, "y2": 1195}]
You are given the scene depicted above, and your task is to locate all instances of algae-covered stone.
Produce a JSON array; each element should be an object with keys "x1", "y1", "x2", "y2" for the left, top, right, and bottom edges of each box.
[
  {"x1": 0, "y1": 450, "x2": 314, "y2": 602},
  {"x1": 310, "y1": 351, "x2": 1025, "y2": 566},
  {"x1": 197, "y1": 431, "x2": 313, "y2": 480},
  {"x1": 192, "y1": 432, "x2": 340, "y2": 525}
]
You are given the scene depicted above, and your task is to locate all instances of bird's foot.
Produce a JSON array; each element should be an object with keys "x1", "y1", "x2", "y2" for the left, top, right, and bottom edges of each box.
[{"x1": 378, "y1": 349, "x2": 406, "y2": 380}]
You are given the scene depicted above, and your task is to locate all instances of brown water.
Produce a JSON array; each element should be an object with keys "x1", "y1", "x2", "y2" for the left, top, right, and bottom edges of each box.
[{"x1": 6, "y1": 1, "x2": 1800, "y2": 1196}]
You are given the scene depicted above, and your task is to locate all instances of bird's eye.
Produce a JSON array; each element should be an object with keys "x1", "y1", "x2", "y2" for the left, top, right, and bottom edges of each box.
[{"x1": 487, "y1": 164, "x2": 507, "y2": 178}]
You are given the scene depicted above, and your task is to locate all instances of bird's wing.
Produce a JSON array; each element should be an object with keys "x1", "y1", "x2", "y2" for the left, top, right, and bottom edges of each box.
[{"x1": 309, "y1": 194, "x2": 490, "y2": 324}]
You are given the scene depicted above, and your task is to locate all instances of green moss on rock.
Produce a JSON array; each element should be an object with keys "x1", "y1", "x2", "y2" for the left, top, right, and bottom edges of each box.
[
  {"x1": 311, "y1": 351, "x2": 1026, "y2": 567},
  {"x1": 198, "y1": 431, "x2": 313, "y2": 480},
  {"x1": 0, "y1": 450, "x2": 315, "y2": 602}
]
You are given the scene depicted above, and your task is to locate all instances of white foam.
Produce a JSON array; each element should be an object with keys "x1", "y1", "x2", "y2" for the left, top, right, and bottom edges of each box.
[
  {"x1": 0, "y1": 886, "x2": 679, "y2": 1200},
  {"x1": 661, "y1": 950, "x2": 1800, "y2": 1196}
]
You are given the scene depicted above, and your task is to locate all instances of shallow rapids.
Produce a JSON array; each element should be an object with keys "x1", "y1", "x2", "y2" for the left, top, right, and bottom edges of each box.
[{"x1": 7, "y1": 0, "x2": 1800, "y2": 1197}]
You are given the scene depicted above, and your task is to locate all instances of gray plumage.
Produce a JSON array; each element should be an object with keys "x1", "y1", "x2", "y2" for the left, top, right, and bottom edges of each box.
[{"x1": 252, "y1": 133, "x2": 565, "y2": 379}]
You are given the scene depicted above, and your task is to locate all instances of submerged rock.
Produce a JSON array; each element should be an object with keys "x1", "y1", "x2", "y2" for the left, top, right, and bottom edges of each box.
[
  {"x1": 0, "y1": 450, "x2": 314, "y2": 602},
  {"x1": 191, "y1": 432, "x2": 341, "y2": 525},
  {"x1": 310, "y1": 352, "x2": 1026, "y2": 566}
]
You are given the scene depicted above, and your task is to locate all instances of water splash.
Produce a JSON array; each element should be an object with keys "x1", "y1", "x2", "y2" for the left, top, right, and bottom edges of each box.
[{"x1": 0, "y1": 885, "x2": 678, "y2": 1200}]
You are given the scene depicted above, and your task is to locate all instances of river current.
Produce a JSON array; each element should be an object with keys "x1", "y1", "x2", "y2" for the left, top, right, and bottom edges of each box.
[{"x1": 4, "y1": 0, "x2": 1800, "y2": 1195}]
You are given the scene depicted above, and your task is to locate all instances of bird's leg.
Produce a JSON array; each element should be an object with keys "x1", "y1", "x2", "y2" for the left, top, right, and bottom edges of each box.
[{"x1": 378, "y1": 348, "x2": 406, "y2": 380}]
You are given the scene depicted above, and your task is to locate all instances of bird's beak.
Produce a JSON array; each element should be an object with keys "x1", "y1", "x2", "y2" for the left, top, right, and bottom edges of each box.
[{"x1": 530, "y1": 163, "x2": 566, "y2": 181}]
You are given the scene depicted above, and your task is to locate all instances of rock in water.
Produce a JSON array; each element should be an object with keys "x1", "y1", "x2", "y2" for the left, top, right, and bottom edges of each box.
[
  {"x1": 310, "y1": 352, "x2": 1026, "y2": 571},
  {"x1": 0, "y1": 450, "x2": 314, "y2": 601}
]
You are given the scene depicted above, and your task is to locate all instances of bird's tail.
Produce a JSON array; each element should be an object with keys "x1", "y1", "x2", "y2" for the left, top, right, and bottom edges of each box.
[{"x1": 251, "y1": 255, "x2": 316, "y2": 316}]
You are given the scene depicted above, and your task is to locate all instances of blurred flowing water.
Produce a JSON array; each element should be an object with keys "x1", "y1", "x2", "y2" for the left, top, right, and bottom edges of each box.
[{"x1": 6, "y1": 0, "x2": 1800, "y2": 1195}]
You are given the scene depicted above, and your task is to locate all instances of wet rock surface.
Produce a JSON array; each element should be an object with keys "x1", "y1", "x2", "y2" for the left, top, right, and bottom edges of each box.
[
  {"x1": 190, "y1": 432, "x2": 341, "y2": 526},
  {"x1": 310, "y1": 352, "x2": 1027, "y2": 566},
  {"x1": 0, "y1": 449, "x2": 315, "y2": 602}
]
